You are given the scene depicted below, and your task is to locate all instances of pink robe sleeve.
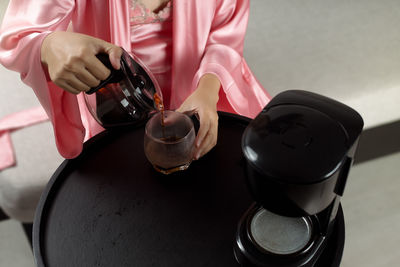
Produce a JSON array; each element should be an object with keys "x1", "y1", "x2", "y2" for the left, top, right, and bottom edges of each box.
[
  {"x1": 0, "y1": 0, "x2": 85, "y2": 158},
  {"x1": 193, "y1": 0, "x2": 270, "y2": 118}
]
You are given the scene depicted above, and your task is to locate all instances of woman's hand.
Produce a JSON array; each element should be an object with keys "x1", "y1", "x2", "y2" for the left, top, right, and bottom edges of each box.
[
  {"x1": 177, "y1": 74, "x2": 221, "y2": 160},
  {"x1": 41, "y1": 31, "x2": 123, "y2": 94}
]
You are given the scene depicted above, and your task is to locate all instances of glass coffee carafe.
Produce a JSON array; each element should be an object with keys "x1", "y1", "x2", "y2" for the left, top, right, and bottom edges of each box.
[{"x1": 84, "y1": 48, "x2": 162, "y2": 128}]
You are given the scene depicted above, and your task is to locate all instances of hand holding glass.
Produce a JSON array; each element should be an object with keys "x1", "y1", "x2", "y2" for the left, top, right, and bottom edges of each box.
[{"x1": 144, "y1": 111, "x2": 195, "y2": 174}]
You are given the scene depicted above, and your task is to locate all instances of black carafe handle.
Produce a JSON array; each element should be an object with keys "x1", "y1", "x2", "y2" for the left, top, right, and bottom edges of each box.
[{"x1": 86, "y1": 53, "x2": 125, "y2": 95}]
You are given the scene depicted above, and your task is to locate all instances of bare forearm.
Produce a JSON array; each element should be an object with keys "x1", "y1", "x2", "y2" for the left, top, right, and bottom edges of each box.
[{"x1": 197, "y1": 73, "x2": 221, "y2": 104}]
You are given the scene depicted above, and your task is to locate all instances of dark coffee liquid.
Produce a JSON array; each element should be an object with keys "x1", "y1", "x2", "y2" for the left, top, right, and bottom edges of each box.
[
  {"x1": 160, "y1": 136, "x2": 183, "y2": 142},
  {"x1": 154, "y1": 92, "x2": 165, "y2": 125},
  {"x1": 154, "y1": 92, "x2": 164, "y2": 111},
  {"x1": 154, "y1": 92, "x2": 167, "y2": 138}
]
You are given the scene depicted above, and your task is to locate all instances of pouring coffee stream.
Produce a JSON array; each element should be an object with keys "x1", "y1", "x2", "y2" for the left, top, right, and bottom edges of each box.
[{"x1": 153, "y1": 92, "x2": 167, "y2": 139}]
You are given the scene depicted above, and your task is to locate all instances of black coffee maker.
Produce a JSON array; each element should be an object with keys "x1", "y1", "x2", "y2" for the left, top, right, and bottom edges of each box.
[{"x1": 234, "y1": 90, "x2": 363, "y2": 266}]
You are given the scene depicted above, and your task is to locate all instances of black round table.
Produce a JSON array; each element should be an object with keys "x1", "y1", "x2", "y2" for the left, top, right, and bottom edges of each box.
[{"x1": 33, "y1": 112, "x2": 344, "y2": 267}]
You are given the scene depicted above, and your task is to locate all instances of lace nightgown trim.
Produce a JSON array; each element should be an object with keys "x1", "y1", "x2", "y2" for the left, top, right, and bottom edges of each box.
[{"x1": 130, "y1": 0, "x2": 172, "y2": 26}]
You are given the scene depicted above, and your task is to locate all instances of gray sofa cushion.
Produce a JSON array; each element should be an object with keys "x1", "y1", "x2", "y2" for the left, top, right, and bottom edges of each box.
[{"x1": 0, "y1": 67, "x2": 63, "y2": 222}]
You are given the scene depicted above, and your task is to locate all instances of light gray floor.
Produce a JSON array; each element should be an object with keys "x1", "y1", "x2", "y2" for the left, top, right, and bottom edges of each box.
[
  {"x1": 245, "y1": 0, "x2": 400, "y2": 129},
  {"x1": 1, "y1": 0, "x2": 399, "y2": 266},
  {"x1": 0, "y1": 220, "x2": 35, "y2": 267},
  {"x1": 341, "y1": 152, "x2": 400, "y2": 267}
]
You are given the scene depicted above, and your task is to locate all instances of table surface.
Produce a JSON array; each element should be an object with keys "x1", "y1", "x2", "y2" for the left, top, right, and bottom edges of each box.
[{"x1": 33, "y1": 112, "x2": 344, "y2": 267}]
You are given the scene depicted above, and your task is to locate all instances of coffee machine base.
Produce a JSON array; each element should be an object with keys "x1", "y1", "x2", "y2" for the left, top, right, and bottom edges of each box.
[{"x1": 233, "y1": 203, "x2": 345, "y2": 267}]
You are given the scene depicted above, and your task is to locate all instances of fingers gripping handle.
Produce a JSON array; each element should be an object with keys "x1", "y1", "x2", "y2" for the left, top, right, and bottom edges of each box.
[{"x1": 86, "y1": 53, "x2": 124, "y2": 95}]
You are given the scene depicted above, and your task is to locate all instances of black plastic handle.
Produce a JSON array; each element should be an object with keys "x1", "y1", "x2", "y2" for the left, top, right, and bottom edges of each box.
[{"x1": 86, "y1": 53, "x2": 124, "y2": 94}]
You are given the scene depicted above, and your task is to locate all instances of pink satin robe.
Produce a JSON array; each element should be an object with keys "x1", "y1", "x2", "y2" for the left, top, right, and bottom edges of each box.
[
  {"x1": 0, "y1": 0, "x2": 270, "y2": 160},
  {"x1": 130, "y1": 1, "x2": 174, "y2": 108}
]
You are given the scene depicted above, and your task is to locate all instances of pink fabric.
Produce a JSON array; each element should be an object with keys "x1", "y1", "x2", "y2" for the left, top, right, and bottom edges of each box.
[
  {"x1": 0, "y1": 106, "x2": 49, "y2": 170},
  {"x1": 0, "y1": 0, "x2": 85, "y2": 160},
  {"x1": 171, "y1": 1, "x2": 271, "y2": 114},
  {"x1": 0, "y1": 0, "x2": 271, "y2": 162},
  {"x1": 130, "y1": 1, "x2": 173, "y2": 108}
]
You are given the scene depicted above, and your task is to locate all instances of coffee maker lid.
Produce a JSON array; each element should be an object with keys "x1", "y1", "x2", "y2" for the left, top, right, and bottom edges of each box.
[{"x1": 242, "y1": 90, "x2": 363, "y2": 184}]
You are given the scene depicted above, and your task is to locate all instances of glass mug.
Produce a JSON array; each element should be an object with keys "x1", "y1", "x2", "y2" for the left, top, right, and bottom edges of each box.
[{"x1": 144, "y1": 111, "x2": 196, "y2": 174}]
